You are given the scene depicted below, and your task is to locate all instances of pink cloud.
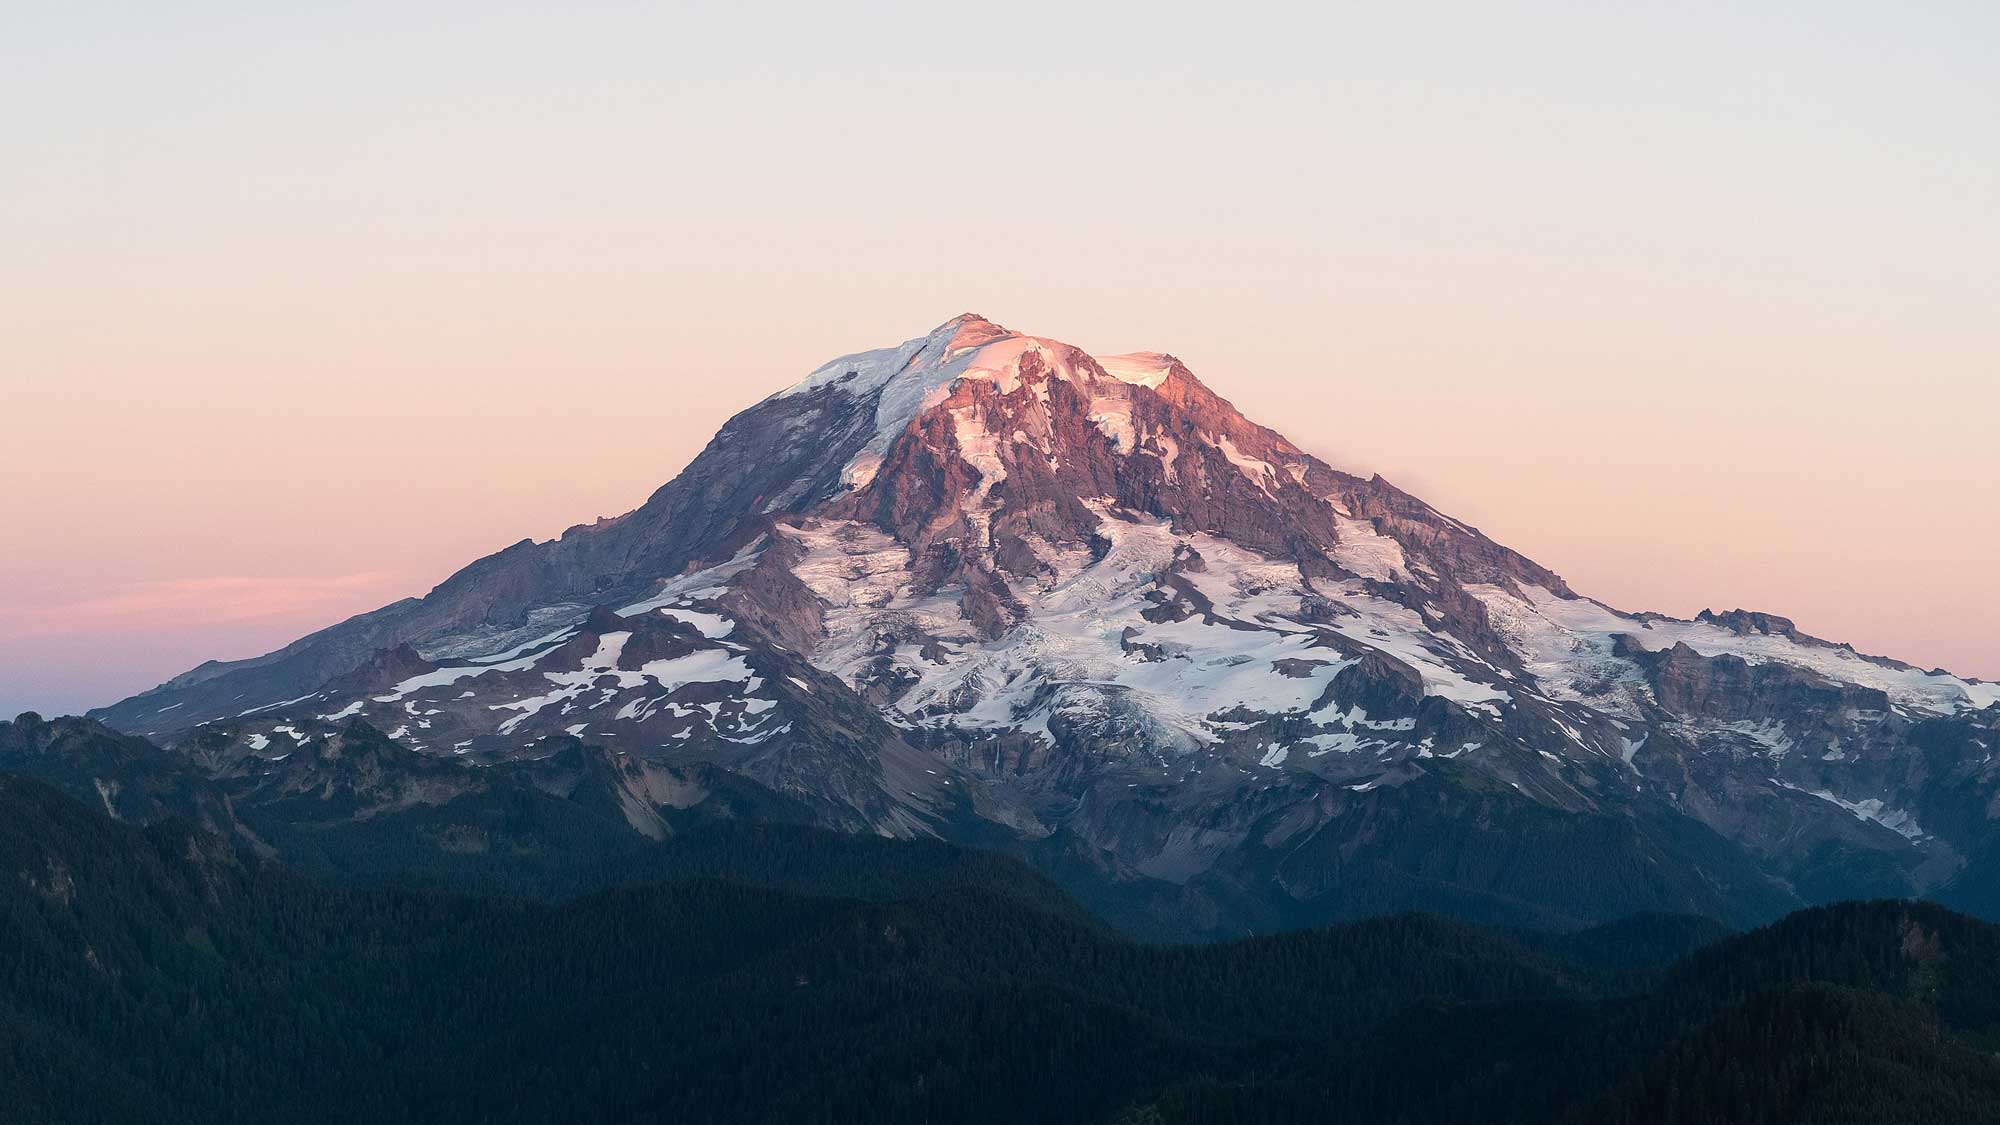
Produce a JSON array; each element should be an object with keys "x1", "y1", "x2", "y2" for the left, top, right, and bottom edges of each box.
[{"x1": 0, "y1": 573, "x2": 406, "y2": 639}]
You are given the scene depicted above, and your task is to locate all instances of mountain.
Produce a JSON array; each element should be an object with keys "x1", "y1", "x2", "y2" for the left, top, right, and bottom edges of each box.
[
  {"x1": 5, "y1": 770, "x2": 1999, "y2": 1124},
  {"x1": 85, "y1": 314, "x2": 2000, "y2": 937}
]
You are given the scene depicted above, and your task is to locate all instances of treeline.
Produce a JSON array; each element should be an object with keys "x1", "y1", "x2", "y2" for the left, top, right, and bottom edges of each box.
[{"x1": 3, "y1": 771, "x2": 1998, "y2": 1124}]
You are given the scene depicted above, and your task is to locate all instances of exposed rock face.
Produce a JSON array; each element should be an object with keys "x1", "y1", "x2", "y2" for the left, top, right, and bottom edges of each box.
[
  {"x1": 83, "y1": 314, "x2": 2000, "y2": 936},
  {"x1": 1622, "y1": 639, "x2": 1893, "y2": 721},
  {"x1": 0, "y1": 712, "x2": 236, "y2": 834}
]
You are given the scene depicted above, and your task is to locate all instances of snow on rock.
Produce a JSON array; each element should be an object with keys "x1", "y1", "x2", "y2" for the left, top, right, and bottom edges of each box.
[
  {"x1": 462, "y1": 626, "x2": 578, "y2": 665},
  {"x1": 237, "y1": 692, "x2": 320, "y2": 718},
  {"x1": 785, "y1": 502, "x2": 1504, "y2": 752},
  {"x1": 1215, "y1": 434, "x2": 1279, "y2": 497},
  {"x1": 1771, "y1": 778, "x2": 1926, "y2": 841},
  {"x1": 950, "y1": 401, "x2": 1009, "y2": 545},
  {"x1": 774, "y1": 315, "x2": 1019, "y2": 489},
  {"x1": 773, "y1": 316, "x2": 1203, "y2": 499},
  {"x1": 1309, "y1": 579, "x2": 1510, "y2": 715},
  {"x1": 375, "y1": 647, "x2": 554, "y2": 706},
  {"x1": 1095, "y1": 352, "x2": 1177, "y2": 389},
  {"x1": 1470, "y1": 583, "x2": 1999, "y2": 716},
  {"x1": 1329, "y1": 515, "x2": 1410, "y2": 583},
  {"x1": 318, "y1": 699, "x2": 365, "y2": 722},
  {"x1": 619, "y1": 539, "x2": 766, "y2": 616},
  {"x1": 490, "y1": 632, "x2": 758, "y2": 735},
  {"x1": 1087, "y1": 393, "x2": 1138, "y2": 455}
]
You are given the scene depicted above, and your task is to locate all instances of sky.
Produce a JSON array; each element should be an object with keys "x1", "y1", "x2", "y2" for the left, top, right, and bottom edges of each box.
[{"x1": 3, "y1": 2, "x2": 1996, "y2": 718}]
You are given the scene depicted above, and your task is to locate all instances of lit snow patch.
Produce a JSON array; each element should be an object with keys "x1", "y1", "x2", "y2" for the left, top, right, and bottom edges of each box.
[
  {"x1": 776, "y1": 319, "x2": 1194, "y2": 498},
  {"x1": 1328, "y1": 515, "x2": 1409, "y2": 583},
  {"x1": 1094, "y1": 352, "x2": 1175, "y2": 389},
  {"x1": 1215, "y1": 435, "x2": 1278, "y2": 497},
  {"x1": 1087, "y1": 394, "x2": 1138, "y2": 454},
  {"x1": 950, "y1": 400, "x2": 1009, "y2": 545}
]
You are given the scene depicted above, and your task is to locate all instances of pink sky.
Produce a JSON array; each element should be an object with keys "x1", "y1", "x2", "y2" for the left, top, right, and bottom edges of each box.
[{"x1": 4, "y1": 5, "x2": 1995, "y2": 717}]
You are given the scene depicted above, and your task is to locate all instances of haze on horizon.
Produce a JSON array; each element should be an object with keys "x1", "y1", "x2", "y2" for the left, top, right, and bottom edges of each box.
[{"x1": 4, "y1": 2, "x2": 1996, "y2": 719}]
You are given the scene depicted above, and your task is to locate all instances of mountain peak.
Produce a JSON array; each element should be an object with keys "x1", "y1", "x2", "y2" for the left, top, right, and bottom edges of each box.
[
  {"x1": 783, "y1": 315, "x2": 1186, "y2": 492},
  {"x1": 781, "y1": 315, "x2": 1197, "y2": 409},
  {"x1": 936, "y1": 310, "x2": 1002, "y2": 336},
  {"x1": 79, "y1": 310, "x2": 2000, "y2": 946}
]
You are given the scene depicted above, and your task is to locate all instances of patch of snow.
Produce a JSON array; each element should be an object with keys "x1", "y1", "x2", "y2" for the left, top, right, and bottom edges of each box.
[
  {"x1": 950, "y1": 401, "x2": 1008, "y2": 546},
  {"x1": 1312, "y1": 582, "x2": 1511, "y2": 713},
  {"x1": 465, "y1": 626, "x2": 577, "y2": 665},
  {"x1": 237, "y1": 692, "x2": 319, "y2": 717},
  {"x1": 1306, "y1": 732, "x2": 1366, "y2": 756},
  {"x1": 1088, "y1": 394, "x2": 1138, "y2": 454},
  {"x1": 1215, "y1": 434, "x2": 1278, "y2": 497},
  {"x1": 1771, "y1": 778, "x2": 1926, "y2": 841},
  {"x1": 1470, "y1": 583, "x2": 1999, "y2": 716},
  {"x1": 1328, "y1": 515, "x2": 1409, "y2": 583},
  {"x1": 1094, "y1": 352, "x2": 1175, "y2": 389},
  {"x1": 620, "y1": 539, "x2": 766, "y2": 615},
  {"x1": 373, "y1": 646, "x2": 555, "y2": 705}
]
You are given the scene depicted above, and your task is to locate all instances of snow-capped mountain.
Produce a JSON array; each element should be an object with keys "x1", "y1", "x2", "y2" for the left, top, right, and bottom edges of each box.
[{"x1": 88, "y1": 314, "x2": 2000, "y2": 934}]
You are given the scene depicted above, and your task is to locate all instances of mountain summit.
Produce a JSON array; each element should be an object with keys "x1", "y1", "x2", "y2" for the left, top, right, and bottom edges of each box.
[{"x1": 87, "y1": 316, "x2": 2000, "y2": 934}]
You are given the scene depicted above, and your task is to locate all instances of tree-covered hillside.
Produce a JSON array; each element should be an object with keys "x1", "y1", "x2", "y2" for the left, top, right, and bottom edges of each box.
[{"x1": 4, "y1": 771, "x2": 1998, "y2": 1124}]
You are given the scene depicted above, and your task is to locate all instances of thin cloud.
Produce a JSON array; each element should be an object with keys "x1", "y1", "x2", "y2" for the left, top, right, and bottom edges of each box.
[{"x1": 0, "y1": 573, "x2": 406, "y2": 638}]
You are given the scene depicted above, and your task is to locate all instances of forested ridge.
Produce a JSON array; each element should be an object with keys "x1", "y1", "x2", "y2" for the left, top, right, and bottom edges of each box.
[{"x1": 4, "y1": 770, "x2": 1997, "y2": 1124}]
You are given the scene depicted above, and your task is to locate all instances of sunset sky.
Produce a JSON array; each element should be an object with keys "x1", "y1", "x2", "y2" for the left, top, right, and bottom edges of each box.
[{"x1": 4, "y1": 2, "x2": 1996, "y2": 718}]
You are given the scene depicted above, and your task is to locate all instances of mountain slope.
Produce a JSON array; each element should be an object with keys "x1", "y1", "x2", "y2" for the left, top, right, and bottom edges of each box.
[{"x1": 89, "y1": 314, "x2": 2000, "y2": 936}]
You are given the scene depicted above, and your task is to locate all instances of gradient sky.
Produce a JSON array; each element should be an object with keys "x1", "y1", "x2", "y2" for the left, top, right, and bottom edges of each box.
[{"x1": 4, "y1": 2, "x2": 1997, "y2": 718}]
